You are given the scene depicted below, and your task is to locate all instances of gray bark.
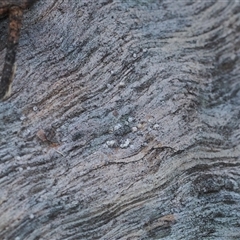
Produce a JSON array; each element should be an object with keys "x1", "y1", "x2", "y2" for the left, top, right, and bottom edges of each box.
[{"x1": 0, "y1": 0, "x2": 240, "y2": 239}]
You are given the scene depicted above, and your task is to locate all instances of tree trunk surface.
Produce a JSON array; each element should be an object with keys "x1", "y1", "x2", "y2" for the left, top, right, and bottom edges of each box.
[{"x1": 0, "y1": 0, "x2": 240, "y2": 239}]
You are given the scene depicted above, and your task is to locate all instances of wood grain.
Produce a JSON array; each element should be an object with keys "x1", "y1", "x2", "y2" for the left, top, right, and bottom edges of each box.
[{"x1": 0, "y1": 0, "x2": 240, "y2": 239}]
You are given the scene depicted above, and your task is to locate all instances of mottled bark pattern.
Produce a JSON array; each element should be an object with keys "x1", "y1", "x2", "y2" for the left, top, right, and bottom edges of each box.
[{"x1": 0, "y1": 0, "x2": 38, "y2": 100}]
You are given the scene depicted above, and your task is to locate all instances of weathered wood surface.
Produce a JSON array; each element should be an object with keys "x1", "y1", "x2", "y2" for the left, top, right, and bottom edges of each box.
[{"x1": 0, "y1": 0, "x2": 240, "y2": 239}]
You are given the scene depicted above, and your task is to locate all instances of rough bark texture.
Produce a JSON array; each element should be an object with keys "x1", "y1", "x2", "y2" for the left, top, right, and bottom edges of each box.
[{"x1": 0, "y1": 0, "x2": 240, "y2": 239}]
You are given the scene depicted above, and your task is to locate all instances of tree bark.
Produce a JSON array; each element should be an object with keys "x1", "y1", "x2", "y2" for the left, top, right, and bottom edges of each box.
[{"x1": 0, "y1": 0, "x2": 240, "y2": 239}]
